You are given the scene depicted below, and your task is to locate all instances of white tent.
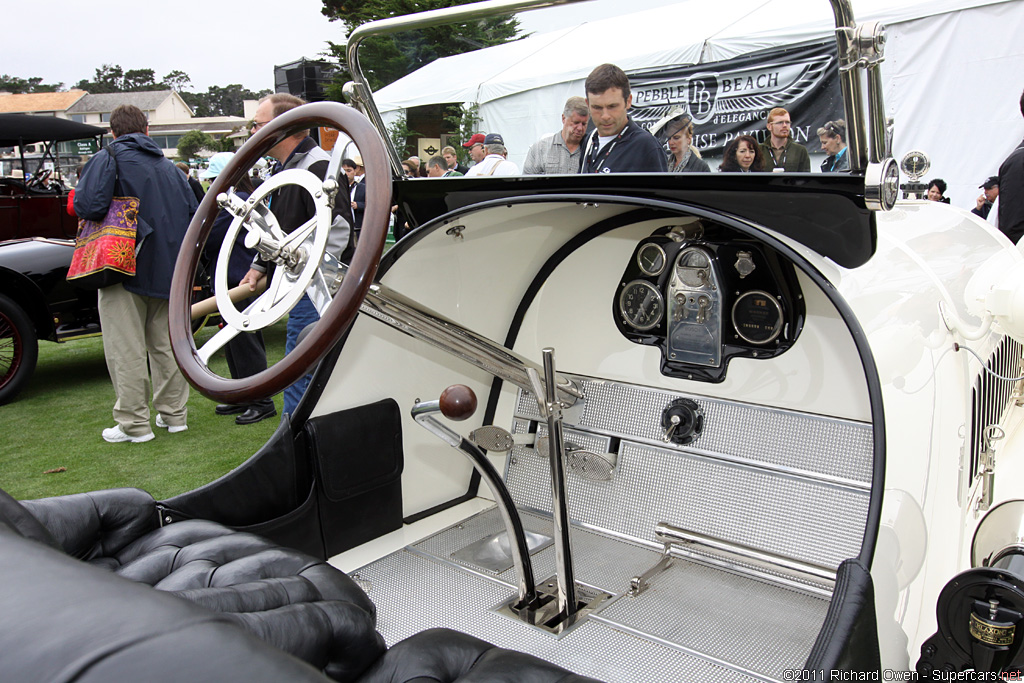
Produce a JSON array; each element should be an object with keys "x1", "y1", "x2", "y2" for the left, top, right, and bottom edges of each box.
[{"x1": 374, "y1": 0, "x2": 1024, "y2": 211}]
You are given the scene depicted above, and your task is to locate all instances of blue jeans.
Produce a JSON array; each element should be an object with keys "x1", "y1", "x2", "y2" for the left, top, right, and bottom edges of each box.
[{"x1": 283, "y1": 294, "x2": 320, "y2": 416}]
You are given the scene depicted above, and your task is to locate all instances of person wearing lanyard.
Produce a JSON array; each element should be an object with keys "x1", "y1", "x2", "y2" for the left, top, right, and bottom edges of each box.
[
  {"x1": 580, "y1": 64, "x2": 666, "y2": 174},
  {"x1": 817, "y1": 119, "x2": 849, "y2": 173},
  {"x1": 759, "y1": 107, "x2": 811, "y2": 173}
]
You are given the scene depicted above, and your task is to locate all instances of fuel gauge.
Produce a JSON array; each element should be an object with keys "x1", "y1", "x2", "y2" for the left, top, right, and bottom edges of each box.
[{"x1": 619, "y1": 280, "x2": 664, "y2": 331}]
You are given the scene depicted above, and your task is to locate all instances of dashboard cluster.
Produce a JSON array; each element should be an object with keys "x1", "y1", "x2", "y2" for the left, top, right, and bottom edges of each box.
[{"x1": 613, "y1": 223, "x2": 804, "y2": 382}]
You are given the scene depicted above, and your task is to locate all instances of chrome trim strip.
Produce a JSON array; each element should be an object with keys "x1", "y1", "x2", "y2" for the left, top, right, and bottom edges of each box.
[
  {"x1": 360, "y1": 278, "x2": 582, "y2": 403},
  {"x1": 585, "y1": 615, "x2": 781, "y2": 683},
  {"x1": 656, "y1": 522, "x2": 838, "y2": 583}
]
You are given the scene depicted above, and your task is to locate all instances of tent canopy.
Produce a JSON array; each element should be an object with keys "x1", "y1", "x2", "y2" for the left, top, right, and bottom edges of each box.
[
  {"x1": 0, "y1": 114, "x2": 104, "y2": 147},
  {"x1": 374, "y1": 0, "x2": 1005, "y2": 113}
]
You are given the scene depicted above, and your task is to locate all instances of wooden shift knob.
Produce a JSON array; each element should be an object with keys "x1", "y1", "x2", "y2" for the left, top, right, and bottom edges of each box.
[{"x1": 439, "y1": 384, "x2": 477, "y2": 421}]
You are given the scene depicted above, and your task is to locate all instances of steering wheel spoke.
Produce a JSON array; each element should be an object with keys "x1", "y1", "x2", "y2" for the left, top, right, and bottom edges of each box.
[
  {"x1": 306, "y1": 270, "x2": 335, "y2": 317},
  {"x1": 169, "y1": 102, "x2": 390, "y2": 404},
  {"x1": 197, "y1": 323, "x2": 241, "y2": 365},
  {"x1": 280, "y1": 216, "x2": 319, "y2": 251}
]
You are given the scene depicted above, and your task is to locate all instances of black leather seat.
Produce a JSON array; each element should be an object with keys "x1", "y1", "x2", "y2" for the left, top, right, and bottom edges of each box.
[
  {"x1": 1, "y1": 486, "x2": 384, "y2": 682},
  {"x1": 359, "y1": 628, "x2": 603, "y2": 683},
  {"x1": 0, "y1": 487, "x2": 603, "y2": 682}
]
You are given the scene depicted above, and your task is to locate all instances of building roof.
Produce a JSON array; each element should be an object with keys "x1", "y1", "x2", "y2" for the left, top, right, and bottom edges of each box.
[
  {"x1": 0, "y1": 90, "x2": 88, "y2": 114},
  {"x1": 66, "y1": 91, "x2": 182, "y2": 114}
]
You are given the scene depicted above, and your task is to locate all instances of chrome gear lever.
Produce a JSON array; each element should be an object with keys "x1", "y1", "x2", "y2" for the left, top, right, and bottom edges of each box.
[{"x1": 527, "y1": 348, "x2": 578, "y2": 620}]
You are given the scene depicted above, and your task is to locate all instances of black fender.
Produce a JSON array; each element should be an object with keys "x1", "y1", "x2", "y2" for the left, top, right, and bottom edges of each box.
[{"x1": 0, "y1": 238, "x2": 96, "y2": 342}]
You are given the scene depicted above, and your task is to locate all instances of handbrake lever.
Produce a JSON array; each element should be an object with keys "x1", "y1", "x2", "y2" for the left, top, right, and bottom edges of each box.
[{"x1": 412, "y1": 385, "x2": 542, "y2": 612}]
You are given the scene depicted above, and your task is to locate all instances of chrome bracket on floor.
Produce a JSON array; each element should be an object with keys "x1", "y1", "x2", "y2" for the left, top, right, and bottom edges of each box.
[{"x1": 493, "y1": 576, "x2": 613, "y2": 638}]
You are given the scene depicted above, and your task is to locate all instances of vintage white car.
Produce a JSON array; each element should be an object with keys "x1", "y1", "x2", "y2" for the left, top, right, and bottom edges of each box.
[{"x1": 2, "y1": 0, "x2": 1023, "y2": 681}]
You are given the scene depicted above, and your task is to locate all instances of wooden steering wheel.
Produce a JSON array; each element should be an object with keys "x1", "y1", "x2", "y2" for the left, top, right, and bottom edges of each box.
[{"x1": 168, "y1": 102, "x2": 390, "y2": 405}]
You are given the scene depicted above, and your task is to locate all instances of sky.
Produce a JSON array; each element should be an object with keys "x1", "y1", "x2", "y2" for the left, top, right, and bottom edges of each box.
[{"x1": 4, "y1": 0, "x2": 683, "y2": 95}]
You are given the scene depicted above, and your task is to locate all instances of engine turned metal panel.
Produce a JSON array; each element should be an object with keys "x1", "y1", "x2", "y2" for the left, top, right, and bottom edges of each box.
[{"x1": 509, "y1": 374, "x2": 872, "y2": 570}]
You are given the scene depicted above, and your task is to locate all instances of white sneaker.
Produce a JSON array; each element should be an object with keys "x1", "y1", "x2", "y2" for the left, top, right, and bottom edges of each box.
[
  {"x1": 102, "y1": 425, "x2": 155, "y2": 443},
  {"x1": 155, "y1": 414, "x2": 188, "y2": 433}
]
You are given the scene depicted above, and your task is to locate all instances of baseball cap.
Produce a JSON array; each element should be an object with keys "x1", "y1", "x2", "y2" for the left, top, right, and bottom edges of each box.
[
  {"x1": 462, "y1": 133, "x2": 485, "y2": 148},
  {"x1": 200, "y1": 152, "x2": 234, "y2": 180},
  {"x1": 484, "y1": 133, "x2": 504, "y2": 146},
  {"x1": 980, "y1": 175, "x2": 999, "y2": 190}
]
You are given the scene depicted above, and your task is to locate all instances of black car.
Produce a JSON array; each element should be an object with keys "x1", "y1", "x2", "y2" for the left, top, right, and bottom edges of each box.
[{"x1": 0, "y1": 114, "x2": 105, "y2": 403}]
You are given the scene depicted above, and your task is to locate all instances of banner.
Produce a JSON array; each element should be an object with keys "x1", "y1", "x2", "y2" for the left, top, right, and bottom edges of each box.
[{"x1": 628, "y1": 40, "x2": 843, "y2": 157}]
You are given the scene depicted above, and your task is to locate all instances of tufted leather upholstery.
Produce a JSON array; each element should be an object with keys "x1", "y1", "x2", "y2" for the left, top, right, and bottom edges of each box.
[
  {"x1": 5, "y1": 487, "x2": 385, "y2": 682},
  {"x1": 0, "y1": 524, "x2": 339, "y2": 683},
  {"x1": 0, "y1": 487, "x2": 604, "y2": 683},
  {"x1": 358, "y1": 628, "x2": 604, "y2": 683}
]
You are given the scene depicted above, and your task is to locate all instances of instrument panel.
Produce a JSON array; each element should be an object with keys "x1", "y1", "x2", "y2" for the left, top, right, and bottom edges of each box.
[{"x1": 613, "y1": 222, "x2": 804, "y2": 382}]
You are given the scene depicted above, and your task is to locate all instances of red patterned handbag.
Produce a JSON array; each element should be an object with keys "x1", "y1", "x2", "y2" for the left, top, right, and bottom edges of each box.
[{"x1": 66, "y1": 148, "x2": 139, "y2": 289}]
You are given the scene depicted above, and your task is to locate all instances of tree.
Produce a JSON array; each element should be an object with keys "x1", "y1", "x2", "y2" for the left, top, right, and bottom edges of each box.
[
  {"x1": 321, "y1": 0, "x2": 520, "y2": 91},
  {"x1": 385, "y1": 113, "x2": 423, "y2": 159},
  {"x1": 74, "y1": 64, "x2": 124, "y2": 93},
  {"x1": 177, "y1": 130, "x2": 219, "y2": 161},
  {"x1": 182, "y1": 84, "x2": 271, "y2": 118},
  {"x1": 163, "y1": 70, "x2": 192, "y2": 92},
  {"x1": 0, "y1": 75, "x2": 63, "y2": 93},
  {"x1": 122, "y1": 68, "x2": 158, "y2": 92}
]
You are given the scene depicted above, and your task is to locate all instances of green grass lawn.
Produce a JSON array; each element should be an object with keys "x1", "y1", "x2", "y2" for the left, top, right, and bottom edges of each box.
[{"x1": 0, "y1": 322, "x2": 287, "y2": 501}]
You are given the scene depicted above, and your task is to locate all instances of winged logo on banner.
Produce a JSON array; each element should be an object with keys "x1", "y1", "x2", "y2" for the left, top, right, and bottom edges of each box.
[{"x1": 631, "y1": 52, "x2": 835, "y2": 130}]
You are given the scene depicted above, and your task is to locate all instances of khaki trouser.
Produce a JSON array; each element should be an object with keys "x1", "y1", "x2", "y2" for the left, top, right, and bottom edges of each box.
[{"x1": 98, "y1": 284, "x2": 188, "y2": 437}]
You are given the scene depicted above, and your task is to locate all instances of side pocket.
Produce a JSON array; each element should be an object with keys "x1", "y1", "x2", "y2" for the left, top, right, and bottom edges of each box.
[{"x1": 304, "y1": 398, "x2": 404, "y2": 556}]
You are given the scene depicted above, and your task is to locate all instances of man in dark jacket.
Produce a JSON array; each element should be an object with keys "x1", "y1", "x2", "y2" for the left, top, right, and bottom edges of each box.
[
  {"x1": 580, "y1": 64, "x2": 666, "y2": 174},
  {"x1": 999, "y1": 89, "x2": 1024, "y2": 244},
  {"x1": 74, "y1": 104, "x2": 198, "y2": 443},
  {"x1": 240, "y1": 93, "x2": 354, "y2": 417}
]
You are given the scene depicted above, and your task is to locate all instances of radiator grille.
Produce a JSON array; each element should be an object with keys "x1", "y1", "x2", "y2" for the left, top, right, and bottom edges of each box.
[{"x1": 969, "y1": 336, "x2": 1024, "y2": 480}]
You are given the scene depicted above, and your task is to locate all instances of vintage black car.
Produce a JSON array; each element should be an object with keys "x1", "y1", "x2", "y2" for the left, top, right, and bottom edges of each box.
[{"x1": 0, "y1": 115, "x2": 105, "y2": 403}]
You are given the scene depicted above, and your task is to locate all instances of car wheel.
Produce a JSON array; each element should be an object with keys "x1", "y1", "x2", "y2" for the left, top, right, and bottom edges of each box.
[{"x1": 0, "y1": 293, "x2": 39, "y2": 405}]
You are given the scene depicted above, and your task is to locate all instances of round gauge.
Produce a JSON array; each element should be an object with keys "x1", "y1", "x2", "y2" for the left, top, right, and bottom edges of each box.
[
  {"x1": 619, "y1": 280, "x2": 665, "y2": 331},
  {"x1": 900, "y1": 150, "x2": 930, "y2": 182},
  {"x1": 636, "y1": 243, "x2": 667, "y2": 276},
  {"x1": 732, "y1": 290, "x2": 783, "y2": 345}
]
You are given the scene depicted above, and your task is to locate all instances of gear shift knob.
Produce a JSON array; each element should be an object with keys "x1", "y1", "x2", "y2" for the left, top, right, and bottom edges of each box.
[{"x1": 439, "y1": 384, "x2": 477, "y2": 421}]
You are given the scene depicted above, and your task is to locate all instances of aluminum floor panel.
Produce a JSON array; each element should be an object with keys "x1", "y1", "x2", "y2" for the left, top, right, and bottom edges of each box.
[
  {"x1": 356, "y1": 507, "x2": 831, "y2": 682},
  {"x1": 355, "y1": 549, "x2": 770, "y2": 683}
]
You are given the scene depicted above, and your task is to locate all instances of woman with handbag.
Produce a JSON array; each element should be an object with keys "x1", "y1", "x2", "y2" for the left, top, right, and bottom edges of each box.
[{"x1": 73, "y1": 104, "x2": 199, "y2": 443}]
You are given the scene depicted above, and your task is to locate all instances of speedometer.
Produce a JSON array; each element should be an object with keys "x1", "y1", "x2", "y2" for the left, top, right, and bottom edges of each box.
[
  {"x1": 731, "y1": 290, "x2": 783, "y2": 344},
  {"x1": 619, "y1": 280, "x2": 664, "y2": 331}
]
